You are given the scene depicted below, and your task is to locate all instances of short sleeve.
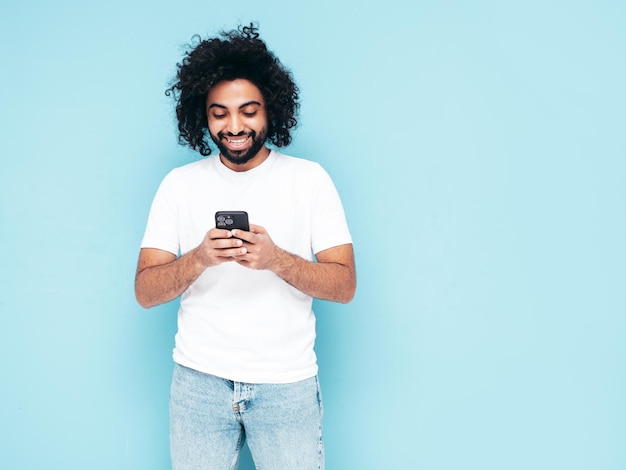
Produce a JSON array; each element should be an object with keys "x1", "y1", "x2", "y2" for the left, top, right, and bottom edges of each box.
[
  {"x1": 140, "y1": 171, "x2": 181, "y2": 255},
  {"x1": 309, "y1": 165, "x2": 352, "y2": 255}
]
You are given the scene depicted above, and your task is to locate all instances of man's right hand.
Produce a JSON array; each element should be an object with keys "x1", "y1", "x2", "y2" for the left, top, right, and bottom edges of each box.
[
  {"x1": 196, "y1": 228, "x2": 249, "y2": 267},
  {"x1": 135, "y1": 228, "x2": 248, "y2": 308}
]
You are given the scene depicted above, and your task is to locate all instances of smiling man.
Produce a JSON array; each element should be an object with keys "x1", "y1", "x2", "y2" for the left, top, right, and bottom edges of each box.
[
  {"x1": 135, "y1": 24, "x2": 355, "y2": 470},
  {"x1": 207, "y1": 79, "x2": 269, "y2": 168}
]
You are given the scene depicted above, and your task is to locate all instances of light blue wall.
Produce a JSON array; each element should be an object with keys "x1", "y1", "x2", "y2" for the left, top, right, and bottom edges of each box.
[{"x1": 1, "y1": 1, "x2": 625, "y2": 468}]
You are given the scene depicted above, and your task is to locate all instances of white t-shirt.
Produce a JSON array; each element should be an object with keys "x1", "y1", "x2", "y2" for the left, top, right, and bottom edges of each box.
[{"x1": 141, "y1": 151, "x2": 352, "y2": 383}]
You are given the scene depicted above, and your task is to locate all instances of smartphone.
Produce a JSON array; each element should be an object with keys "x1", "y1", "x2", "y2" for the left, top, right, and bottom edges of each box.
[{"x1": 215, "y1": 211, "x2": 249, "y2": 231}]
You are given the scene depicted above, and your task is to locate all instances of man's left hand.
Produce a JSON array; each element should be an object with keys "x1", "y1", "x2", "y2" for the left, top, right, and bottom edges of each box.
[{"x1": 231, "y1": 224, "x2": 279, "y2": 271}]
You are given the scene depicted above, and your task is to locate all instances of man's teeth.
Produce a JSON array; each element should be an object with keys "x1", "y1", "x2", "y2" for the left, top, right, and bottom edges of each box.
[{"x1": 227, "y1": 137, "x2": 247, "y2": 144}]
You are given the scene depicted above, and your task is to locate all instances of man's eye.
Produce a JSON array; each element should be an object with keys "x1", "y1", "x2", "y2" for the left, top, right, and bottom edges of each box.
[
  {"x1": 243, "y1": 111, "x2": 257, "y2": 117},
  {"x1": 212, "y1": 114, "x2": 226, "y2": 119}
]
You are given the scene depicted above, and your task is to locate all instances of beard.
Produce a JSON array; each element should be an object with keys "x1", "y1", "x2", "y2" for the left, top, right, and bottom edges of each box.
[{"x1": 209, "y1": 128, "x2": 268, "y2": 166}]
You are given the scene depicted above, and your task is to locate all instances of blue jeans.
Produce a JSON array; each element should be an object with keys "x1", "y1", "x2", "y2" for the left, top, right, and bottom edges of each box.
[{"x1": 169, "y1": 363, "x2": 325, "y2": 469}]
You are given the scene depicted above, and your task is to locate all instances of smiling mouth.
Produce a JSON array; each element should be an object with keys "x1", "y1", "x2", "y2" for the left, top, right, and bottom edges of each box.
[{"x1": 225, "y1": 135, "x2": 250, "y2": 147}]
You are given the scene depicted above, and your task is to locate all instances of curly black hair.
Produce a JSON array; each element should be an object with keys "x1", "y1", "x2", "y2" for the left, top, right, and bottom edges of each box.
[{"x1": 165, "y1": 23, "x2": 300, "y2": 156}]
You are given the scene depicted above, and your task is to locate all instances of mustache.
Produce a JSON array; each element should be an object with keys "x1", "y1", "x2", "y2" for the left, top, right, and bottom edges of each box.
[{"x1": 218, "y1": 130, "x2": 255, "y2": 138}]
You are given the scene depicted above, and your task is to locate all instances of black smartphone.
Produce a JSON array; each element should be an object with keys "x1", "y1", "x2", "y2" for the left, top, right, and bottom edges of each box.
[{"x1": 215, "y1": 211, "x2": 249, "y2": 231}]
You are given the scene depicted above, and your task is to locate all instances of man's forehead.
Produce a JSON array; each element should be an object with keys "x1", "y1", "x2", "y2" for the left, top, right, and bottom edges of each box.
[{"x1": 206, "y1": 79, "x2": 265, "y2": 106}]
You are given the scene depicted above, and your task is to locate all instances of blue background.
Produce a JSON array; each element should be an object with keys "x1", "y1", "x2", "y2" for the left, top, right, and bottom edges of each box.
[{"x1": 1, "y1": 1, "x2": 625, "y2": 468}]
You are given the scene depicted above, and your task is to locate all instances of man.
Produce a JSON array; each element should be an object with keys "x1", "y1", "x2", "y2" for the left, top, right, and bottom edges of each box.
[{"x1": 135, "y1": 24, "x2": 356, "y2": 469}]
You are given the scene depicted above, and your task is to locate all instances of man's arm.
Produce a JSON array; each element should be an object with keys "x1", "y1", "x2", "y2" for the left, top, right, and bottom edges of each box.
[
  {"x1": 234, "y1": 225, "x2": 356, "y2": 304},
  {"x1": 272, "y1": 243, "x2": 356, "y2": 304},
  {"x1": 136, "y1": 224, "x2": 356, "y2": 308},
  {"x1": 134, "y1": 229, "x2": 247, "y2": 308}
]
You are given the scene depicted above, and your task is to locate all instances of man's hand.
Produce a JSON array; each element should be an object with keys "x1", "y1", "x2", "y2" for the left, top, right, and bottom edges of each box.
[
  {"x1": 135, "y1": 227, "x2": 248, "y2": 308},
  {"x1": 231, "y1": 224, "x2": 279, "y2": 270},
  {"x1": 231, "y1": 224, "x2": 356, "y2": 303},
  {"x1": 196, "y1": 227, "x2": 249, "y2": 267}
]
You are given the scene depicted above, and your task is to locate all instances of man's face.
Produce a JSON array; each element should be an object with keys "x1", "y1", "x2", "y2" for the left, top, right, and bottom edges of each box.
[{"x1": 206, "y1": 79, "x2": 269, "y2": 171}]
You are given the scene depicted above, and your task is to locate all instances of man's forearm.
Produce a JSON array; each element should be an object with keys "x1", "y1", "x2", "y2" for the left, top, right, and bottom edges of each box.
[
  {"x1": 136, "y1": 235, "x2": 355, "y2": 307},
  {"x1": 270, "y1": 247, "x2": 356, "y2": 304},
  {"x1": 135, "y1": 248, "x2": 207, "y2": 308}
]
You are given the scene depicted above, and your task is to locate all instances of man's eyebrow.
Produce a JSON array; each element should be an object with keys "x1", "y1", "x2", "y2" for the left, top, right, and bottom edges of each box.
[
  {"x1": 239, "y1": 100, "x2": 262, "y2": 108},
  {"x1": 207, "y1": 101, "x2": 263, "y2": 110}
]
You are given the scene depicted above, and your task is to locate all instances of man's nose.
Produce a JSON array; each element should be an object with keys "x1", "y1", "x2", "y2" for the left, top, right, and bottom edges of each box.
[{"x1": 226, "y1": 115, "x2": 245, "y2": 134}]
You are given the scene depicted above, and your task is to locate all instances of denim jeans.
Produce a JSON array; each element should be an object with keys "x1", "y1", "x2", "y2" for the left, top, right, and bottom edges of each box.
[{"x1": 169, "y1": 363, "x2": 324, "y2": 469}]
